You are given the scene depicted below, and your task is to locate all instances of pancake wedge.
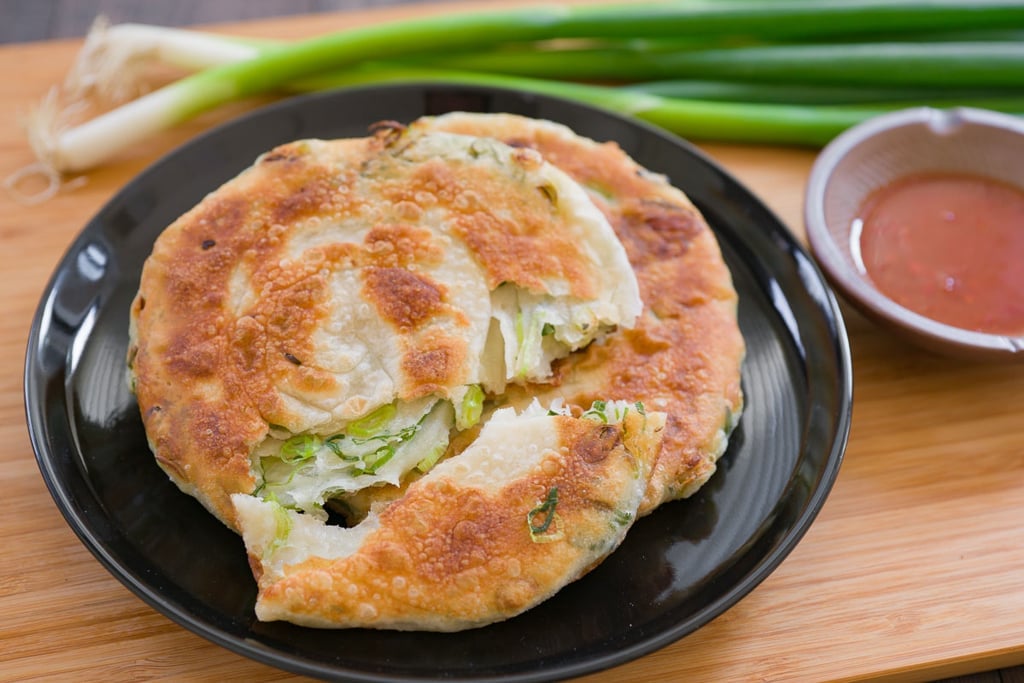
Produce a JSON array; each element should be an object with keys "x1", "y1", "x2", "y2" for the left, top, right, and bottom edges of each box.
[
  {"x1": 414, "y1": 113, "x2": 745, "y2": 514},
  {"x1": 232, "y1": 401, "x2": 664, "y2": 631},
  {"x1": 128, "y1": 125, "x2": 640, "y2": 526}
]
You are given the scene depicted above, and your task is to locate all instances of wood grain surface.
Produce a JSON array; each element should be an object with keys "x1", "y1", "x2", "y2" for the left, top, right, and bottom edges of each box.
[{"x1": 2, "y1": 3, "x2": 1024, "y2": 682}]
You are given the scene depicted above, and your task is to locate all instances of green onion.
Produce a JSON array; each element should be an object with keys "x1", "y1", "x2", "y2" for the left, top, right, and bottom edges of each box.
[
  {"x1": 23, "y1": 0, "x2": 1024, "y2": 180},
  {"x1": 581, "y1": 400, "x2": 610, "y2": 423},
  {"x1": 457, "y1": 385, "x2": 485, "y2": 430},
  {"x1": 683, "y1": 41, "x2": 1024, "y2": 87},
  {"x1": 301, "y1": 64, "x2": 1024, "y2": 145},
  {"x1": 528, "y1": 487, "x2": 562, "y2": 543},
  {"x1": 346, "y1": 402, "x2": 397, "y2": 438},
  {"x1": 624, "y1": 79, "x2": 1024, "y2": 106},
  {"x1": 415, "y1": 442, "x2": 447, "y2": 473},
  {"x1": 279, "y1": 433, "x2": 320, "y2": 463},
  {"x1": 514, "y1": 308, "x2": 527, "y2": 378},
  {"x1": 611, "y1": 509, "x2": 635, "y2": 528},
  {"x1": 253, "y1": 400, "x2": 448, "y2": 513},
  {"x1": 350, "y1": 420, "x2": 421, "y2": 446},
  {"x1": 423, "y1": 41, "x2": 1024, "y2": 87},
  {"x1": 264, "y1": 500, "x2": 294, "y2": 558},
  {"x1": 29, "y1": 0, "x2": 1024, "y2": 175},
  {"x1": 323, "y1": 435, "x2": 360, "y2": 461},
  {"x1": 356, "y1": 444, "x2": 396, "y2": 475}
]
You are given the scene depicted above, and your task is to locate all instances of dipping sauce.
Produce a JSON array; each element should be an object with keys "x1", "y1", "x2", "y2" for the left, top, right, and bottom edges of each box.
[{"x1": 856, "y1": 172, "x2": 1024, "y2": 336}]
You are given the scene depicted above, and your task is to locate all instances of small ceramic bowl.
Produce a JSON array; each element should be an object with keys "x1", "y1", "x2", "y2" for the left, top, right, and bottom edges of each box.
[{"x1": 804, "y1": 107, "x2": 1024, "y2": 361}]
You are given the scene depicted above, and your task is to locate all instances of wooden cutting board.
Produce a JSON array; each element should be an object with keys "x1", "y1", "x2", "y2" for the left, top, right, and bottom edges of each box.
[{"x1": 2, "y1": 3, "x2": 1023, "y2": 681}]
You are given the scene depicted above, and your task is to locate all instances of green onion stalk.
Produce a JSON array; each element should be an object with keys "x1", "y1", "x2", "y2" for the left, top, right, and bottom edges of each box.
[
  {"x1": 23, "y1": 0, "x2": 1024, "y2": 180},
  {"x1": 621, "y1": 80, "x2": 1024, "y2": 106},
  {"x1": 297, "y1": 64, "x2": 879, "y2": 147},
  {"x1": 422, "y1": 41, "x2": 1024, "y2": 87}
]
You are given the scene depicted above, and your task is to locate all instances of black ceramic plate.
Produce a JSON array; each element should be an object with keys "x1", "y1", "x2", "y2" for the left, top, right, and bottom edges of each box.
[{"x1": 25, "y1": 84, "x2": 851, "y2": 682}]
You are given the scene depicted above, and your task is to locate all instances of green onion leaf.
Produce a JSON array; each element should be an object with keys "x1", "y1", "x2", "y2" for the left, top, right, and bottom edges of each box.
[
  {"x1": 612, "y1": 509, "x2": 634, "y2": 528},
  {"x1": 324, "y1": 435, "x2": 360, "y2": 461},
  {"x1": 265, "y1": 500, "x2": 293, "y2": 558},
  {"x1": 279, "y1": 433, "x2": 321, "y2": 463},
  {"x1": 347, "y1": 402, "x2": 397, "y2": 438},
  {"x1": 528, "y1": 486, "x2": 562, "y2": 543},
  {"x1": 514, "y1": 308, "x2": 527, "y2": 378},
  {"x1": 358, "y1": 444, "x2": 396, "y2": 475},
  {"x1": 581, "y1": 400, "x2": 609, "y2": 423},
  {"x1": 415, "y1": 442, "x2": 447, "y2": 473},
  {"x1": 34, "y1": 2, "x2": 1024, "y2": 175},
  {"x1": 458, "y1": 384, "x2": 485, "y2": 430}
]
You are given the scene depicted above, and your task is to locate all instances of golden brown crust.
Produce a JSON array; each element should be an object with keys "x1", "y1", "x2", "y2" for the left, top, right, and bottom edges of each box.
[
  {"x1": 418, "y1": 113, "x2": 745, "y2": 513},
  {"x1": 129, "y1": 140, "x2": 368, "y2": 526},
  {"x1": 244, "y1": 409, "x2": 664, "y2": 630},
  {"x1": 369, "y1": 139, "x2": 600, "y2": 297}
]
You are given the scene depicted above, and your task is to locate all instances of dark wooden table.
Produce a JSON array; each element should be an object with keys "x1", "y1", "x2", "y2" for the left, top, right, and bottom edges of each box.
[{"x1": 3, "y1": 2, "x2": 1023, "y2": 682}]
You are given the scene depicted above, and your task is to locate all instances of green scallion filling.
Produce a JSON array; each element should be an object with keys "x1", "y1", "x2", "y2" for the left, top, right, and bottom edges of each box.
[
  {"x1": 528, "y1": 486, "x2": 561, "y2": 542},
  {"x1": 458, "y1": 385, "x2": 485, "y2": 430},
  {"x1": 345, "y1": 402, "x2": 397, "y2": 438}
]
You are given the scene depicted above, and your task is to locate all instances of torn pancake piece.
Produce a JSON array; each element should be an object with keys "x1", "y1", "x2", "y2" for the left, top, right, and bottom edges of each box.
[
  {"x1": 413, "y1": 112, "x2": 746, "y2": 516},
  {"x1": 232, "y1": 400, "x2": 665, "y2": 631},
  {"x1": 378, "y1": 129, "x2": 642, "y2": 390}
]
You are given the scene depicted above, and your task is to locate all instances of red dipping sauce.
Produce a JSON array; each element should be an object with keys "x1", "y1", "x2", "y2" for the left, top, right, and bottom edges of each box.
[{"x1": 856, "y1": 172, "x2": 1024, "y2": 336}]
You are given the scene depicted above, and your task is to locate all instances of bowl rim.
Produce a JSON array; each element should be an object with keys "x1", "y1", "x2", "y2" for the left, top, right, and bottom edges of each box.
[{"x1": 804, "y1": 106, "x2": 1024, "y2": 359}]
